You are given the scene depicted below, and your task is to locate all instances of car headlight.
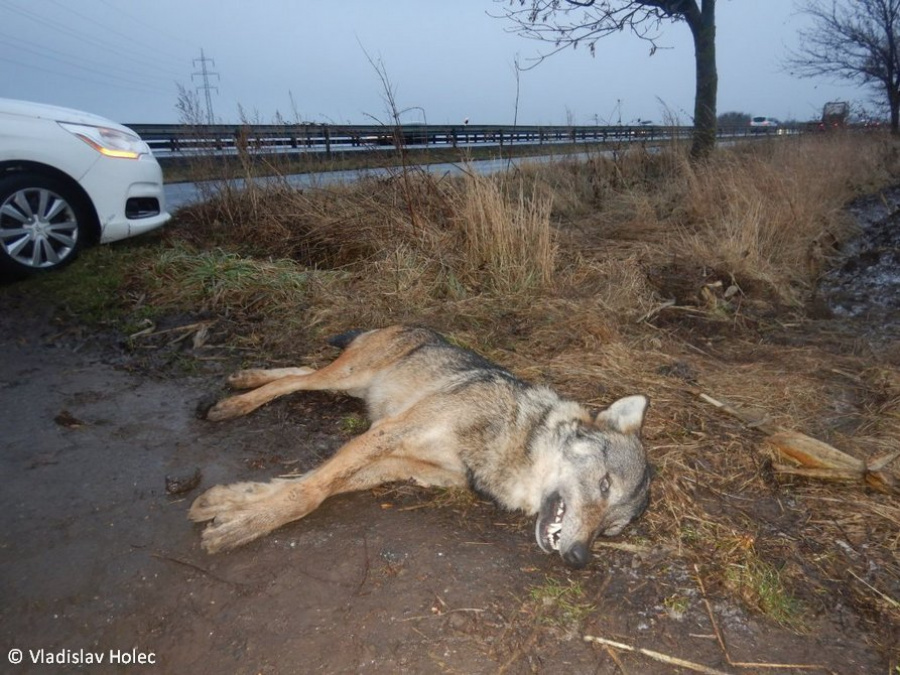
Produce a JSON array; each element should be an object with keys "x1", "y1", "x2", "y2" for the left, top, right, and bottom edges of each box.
[{"x1": 58, "y1": 122, "x2": 150, "y2": 159}]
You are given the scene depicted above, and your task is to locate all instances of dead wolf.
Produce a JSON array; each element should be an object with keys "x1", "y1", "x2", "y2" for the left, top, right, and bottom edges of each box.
[{"x1": 190, "y1": 325, "x2": 651, "y2": 569}]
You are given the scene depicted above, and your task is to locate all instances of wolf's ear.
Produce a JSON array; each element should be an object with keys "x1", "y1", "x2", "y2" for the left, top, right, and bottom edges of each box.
[{"x1": 594, "y1": 395, "x2": 648, "y2": 434}]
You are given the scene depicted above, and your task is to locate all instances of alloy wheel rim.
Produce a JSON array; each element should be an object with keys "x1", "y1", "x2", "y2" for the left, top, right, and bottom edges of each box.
[{"x1": 0, "y1": 187, "x2": 79, "y2": 268}]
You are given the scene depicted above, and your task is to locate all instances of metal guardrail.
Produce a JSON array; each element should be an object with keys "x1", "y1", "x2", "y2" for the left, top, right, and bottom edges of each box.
[{"x1": 127, "y1": 123, "x2": 781, "y2": 158}]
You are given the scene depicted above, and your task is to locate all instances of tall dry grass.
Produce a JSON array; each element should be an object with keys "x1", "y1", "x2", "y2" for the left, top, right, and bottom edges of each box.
[
  {"x1": 673, "y1": 135, "x2": 897, "y2": 301},
  {"x1": 452, "y1": 172, "x2": 556, "y2": 292},
  {"x1": 510, "y1": 134, "x2": 900, "y2": 310},
  {"x1": 174, "y1": 167, "x2": 558, "y2": 300},
  {"x1": 163, "y1": 132, "x2": 900, "y2": 352}
]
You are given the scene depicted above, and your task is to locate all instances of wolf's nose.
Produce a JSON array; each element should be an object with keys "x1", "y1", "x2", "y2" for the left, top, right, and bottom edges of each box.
[{"x1": 562, "y1": 543, "x2": 590, "y2": 569}]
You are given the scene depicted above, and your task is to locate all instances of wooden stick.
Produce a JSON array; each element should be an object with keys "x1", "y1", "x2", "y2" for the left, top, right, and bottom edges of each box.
[
  {"x1": 697, "y1": 392, "x2": 776, "y2": 433},
  {"x1": 847, "y1": 569, "x2": 900, "y2": 609},
  {"x1": 583, "y1": 635, "x2": 733, "y2": 675}
]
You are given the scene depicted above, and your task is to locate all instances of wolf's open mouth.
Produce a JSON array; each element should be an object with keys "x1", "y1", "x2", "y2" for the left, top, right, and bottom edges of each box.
[
  {"x1": 536, "y1": 492, "x2": 568, "y2": 554},
  {"x1": 547, "y1": 499, "x2": 565, "y2": 550}
]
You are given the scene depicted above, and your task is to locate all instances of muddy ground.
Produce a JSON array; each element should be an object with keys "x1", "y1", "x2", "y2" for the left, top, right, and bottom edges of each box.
[
  {"x1": 2, "y1": 191, "x2": 900, "y2": 674},
  {"x1": 0, "y1": 314, "x2": 892, "y2": 674}
]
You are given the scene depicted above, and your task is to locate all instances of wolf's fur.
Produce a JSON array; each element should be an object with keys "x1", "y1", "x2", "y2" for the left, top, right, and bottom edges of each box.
[{"x1": 190, "y1": 326, "x2": 650, "y2": 569}]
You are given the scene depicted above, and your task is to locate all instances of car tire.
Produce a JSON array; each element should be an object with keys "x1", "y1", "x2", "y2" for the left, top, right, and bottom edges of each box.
[{"x1": 0, "y1": 172, "x2": 89, "y2": 279}]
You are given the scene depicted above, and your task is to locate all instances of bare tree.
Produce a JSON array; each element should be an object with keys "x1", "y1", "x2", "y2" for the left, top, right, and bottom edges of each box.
[
  {"x1": 494, "y1": 0, "x2": 718, "y2": 159},
  {"x1": 788, "y1": 0, "x2": 900, "y2": 133}
]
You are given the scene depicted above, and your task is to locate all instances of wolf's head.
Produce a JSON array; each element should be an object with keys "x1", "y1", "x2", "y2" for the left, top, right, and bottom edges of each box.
[{"x1": 535, "y1": 395, "x2": 650, "y2": 569}]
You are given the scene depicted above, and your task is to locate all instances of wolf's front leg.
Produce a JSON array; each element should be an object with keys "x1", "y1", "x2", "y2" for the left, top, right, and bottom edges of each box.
[
  {"x1": 191, "y1": 408, "x2": 441, "y2": 553},
  {"x1": 226, "y1": 366, "x2": 316, "y2": 390},
  {"x1": 189, "y1": 477, "x2": 323, "y2": 553}
]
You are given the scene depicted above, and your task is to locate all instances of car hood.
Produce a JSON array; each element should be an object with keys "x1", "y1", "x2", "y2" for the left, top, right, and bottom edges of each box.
[{"x1": 0, "y1": 98, "x2": 133, "y2": 133}]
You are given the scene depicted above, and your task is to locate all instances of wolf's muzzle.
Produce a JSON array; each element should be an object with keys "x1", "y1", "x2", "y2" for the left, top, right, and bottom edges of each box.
[{"x1": 561, "y1": 542, "x2": 591, "y2": 569}]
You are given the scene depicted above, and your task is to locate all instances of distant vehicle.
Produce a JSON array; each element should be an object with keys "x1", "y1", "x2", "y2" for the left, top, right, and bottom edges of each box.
[
  {"x1": 749, "y1": 116, "x2": 781, "y2": 134},
  {"x1": 820, "y1": 101, "x2": 850, "y2": 130},
  {"x1": 0, "y1": 98, "x2": 170, "y2": 278},
  {"x1": 632, "y1": 120, "x2": 655, "y2": 137}
]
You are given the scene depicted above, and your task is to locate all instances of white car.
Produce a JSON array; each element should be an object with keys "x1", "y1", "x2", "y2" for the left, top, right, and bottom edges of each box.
[
  {"x1": 0, "y1": 98, "x2": 170, "y2": 278},
  {"x1": 749, "y1": 116, "x2": 781, "y2": 134}
]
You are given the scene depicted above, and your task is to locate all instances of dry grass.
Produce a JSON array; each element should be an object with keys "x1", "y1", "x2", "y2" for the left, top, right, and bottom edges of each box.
[
  {"x1": 128, "y1": 132, "x2": 900, "y2": 659},
  {"x1": 671, "y1": 136, "x2": 890, "y2": 302}
]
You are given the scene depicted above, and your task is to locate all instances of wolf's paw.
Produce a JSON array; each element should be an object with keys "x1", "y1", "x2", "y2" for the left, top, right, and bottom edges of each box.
[
  {"x1": 226, "y1": 369, "x2": 271, "y2": 390},
  {"x1": 188, "y1": 481, "x2": 281, "y2": 522},
  {"x1": 198, "y1": 511, "x2": 275, "y2": 553},
  {"x1": 206, "y1": 395, "x2": 255, "y2": 421},
  {"x1": 226, "y1": 367, "x2": 315, "y2": 390},
  {"x1": 189, "y1": 481, "x2": 289, "y2": 553}
]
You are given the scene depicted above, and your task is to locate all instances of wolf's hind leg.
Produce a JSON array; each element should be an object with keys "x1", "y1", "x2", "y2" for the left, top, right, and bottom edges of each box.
[
  {"x1": 207, "y1": 343, "x2": 385, "y2": 421},
  {"x1": 227, "y1": 366, "x2": 316, "y2": 390}
]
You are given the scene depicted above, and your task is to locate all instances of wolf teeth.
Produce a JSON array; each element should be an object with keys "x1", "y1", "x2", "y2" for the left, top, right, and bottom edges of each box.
[{"x1": 547, "y1": 500, "x2": 565, "y2": 550}]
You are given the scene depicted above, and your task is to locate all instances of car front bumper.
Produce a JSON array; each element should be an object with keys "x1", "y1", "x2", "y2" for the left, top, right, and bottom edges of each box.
[{"x1": 79, "y1": 153, "x2": 171, "y2": 244}]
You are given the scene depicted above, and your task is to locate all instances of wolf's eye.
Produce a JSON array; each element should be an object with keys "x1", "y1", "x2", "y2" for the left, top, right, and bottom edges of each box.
[{"x1": 599, "y1": 475, "x2": 610, "y2": 495}]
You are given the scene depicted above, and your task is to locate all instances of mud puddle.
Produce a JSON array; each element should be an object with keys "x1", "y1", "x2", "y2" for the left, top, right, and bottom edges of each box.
[{"x1": 819, "y1": 187, "x2": 900, "y2": 336}]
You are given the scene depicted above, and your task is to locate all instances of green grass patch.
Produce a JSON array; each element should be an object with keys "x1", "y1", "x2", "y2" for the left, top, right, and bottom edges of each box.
[
  {"x1": 528, "y1": 576, "x2": 595, "y2": 629},
  {"x1": 725, "y1": 558, "x2": 806, "y2": 631},
  {"x1": 3, "y1": 243, "x2": 152, "y2": 327},
  {"x1": 340, "y1": 413, "x2": 369, "y2": 435},
  {"x1": 137, "y1": 243, "x2": 321, "y2": 312}
]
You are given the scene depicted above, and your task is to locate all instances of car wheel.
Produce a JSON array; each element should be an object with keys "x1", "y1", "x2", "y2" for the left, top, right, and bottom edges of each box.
[{"x1": 0, "y1": 172, "x2": 88, "y2": 278}]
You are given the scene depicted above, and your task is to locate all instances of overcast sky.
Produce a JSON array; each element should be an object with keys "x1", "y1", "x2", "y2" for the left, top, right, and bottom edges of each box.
[{"x1": 0, "y1": 0, "x2": 868, "y2": 126}]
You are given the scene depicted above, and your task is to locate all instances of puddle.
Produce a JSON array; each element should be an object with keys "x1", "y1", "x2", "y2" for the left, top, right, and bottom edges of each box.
[{"x1": 818, "y1": 186, "x2": 900, "y2": 336}]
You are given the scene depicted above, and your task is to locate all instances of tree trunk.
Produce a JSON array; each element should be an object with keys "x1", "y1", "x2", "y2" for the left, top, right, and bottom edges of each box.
[
  {"x1": 891, "y1": 80, "x2": 900, "y2": 135},
  {"x1": 687, "y1": 0, "x2": 717, "y2": 160}
]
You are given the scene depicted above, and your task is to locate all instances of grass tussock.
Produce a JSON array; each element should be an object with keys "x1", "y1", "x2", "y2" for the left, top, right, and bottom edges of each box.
[{"x1": 453, "y1": 172, "x2": 555, "y2": 292}]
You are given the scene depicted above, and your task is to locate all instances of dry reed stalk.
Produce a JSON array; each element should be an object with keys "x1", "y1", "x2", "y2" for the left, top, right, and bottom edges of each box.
[
  {"x1": 583, "y1": 635, "x2": 733, "y2": 675},
  {"x1": 453, "y1": 172, "x2": 556, "y2": 292}
]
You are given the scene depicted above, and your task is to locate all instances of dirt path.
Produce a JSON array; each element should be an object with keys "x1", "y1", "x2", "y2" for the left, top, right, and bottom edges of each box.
[{"x1": 0, "y1": 302, "x2": 889, "y2": 674}]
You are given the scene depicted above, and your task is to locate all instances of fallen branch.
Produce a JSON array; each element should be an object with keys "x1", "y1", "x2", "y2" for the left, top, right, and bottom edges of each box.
[
  {"x1": 129, "y1": 320, "x2": 216, "y2": 343},
  {"x1": 636, "y1": 298, "x2": 675, "y2": 324},
  {"x1": 847, "y1": 569, "x2": 900, "y2": 609},
  {"x1": 583, "y1": 635, "x2": 733, "y2": 675},
  {"x1": 697, "y1": 392, "x2": 898, "y2": 494}
]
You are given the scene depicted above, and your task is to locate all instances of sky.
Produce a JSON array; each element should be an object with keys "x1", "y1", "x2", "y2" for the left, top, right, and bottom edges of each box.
[{"x1": 0, "y1": 0, "x2": 870, "y2": 127}]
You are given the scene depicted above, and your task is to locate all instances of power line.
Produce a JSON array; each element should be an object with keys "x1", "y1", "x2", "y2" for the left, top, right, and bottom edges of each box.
[
  {"x1": 0, "y1": 54, "x2": 170, "y2": 96},
  {"x1": 0, "y1": 0, "x2": 184, "y2": 78},
  {"x1": 0, "y1": 30, "x2": 178, "y2": 88},
  {"x1": 95, "y1": 0, "x2": 197, "y2": 51},
  {"x1": 46, "y1": 0, "x2": 187, "y2": 70},
  {"x1": 192, "y1": 48, "x2": 219, "y2": 124}
]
